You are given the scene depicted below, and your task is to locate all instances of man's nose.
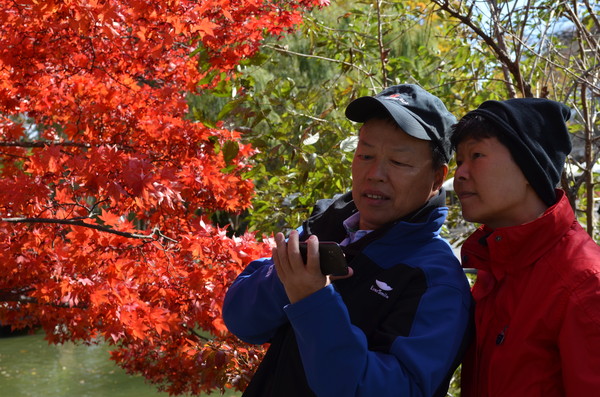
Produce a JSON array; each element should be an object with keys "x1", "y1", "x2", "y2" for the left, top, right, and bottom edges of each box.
[{"x1": 367, "y1": 160, "x2": 386, "y2": 181}]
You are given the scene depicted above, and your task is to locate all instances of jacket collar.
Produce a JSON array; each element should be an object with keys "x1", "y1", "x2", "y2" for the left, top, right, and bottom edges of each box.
[
  {"x1": 302, "y1": 190, "x2": 448, "y2": 262},
  {"x1": 302, "y1": 189, "x2": 447, "y2": 242},
  {"x1": 461, "y1": 189, "x2": 575, "y2": 282}
]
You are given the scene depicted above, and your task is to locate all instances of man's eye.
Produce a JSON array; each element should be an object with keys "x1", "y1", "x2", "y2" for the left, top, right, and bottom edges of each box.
[
  {"x1": 392, "y1": 160, "x2": 410, "y2": 167},
  {"x1": 357, "y1": 154, "x2": 373, "y2": 160}
]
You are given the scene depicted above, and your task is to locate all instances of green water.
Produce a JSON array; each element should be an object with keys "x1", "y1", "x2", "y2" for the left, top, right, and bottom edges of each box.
[{"x1": 0, "y1": 330, "x2": 241, "y2": 397}]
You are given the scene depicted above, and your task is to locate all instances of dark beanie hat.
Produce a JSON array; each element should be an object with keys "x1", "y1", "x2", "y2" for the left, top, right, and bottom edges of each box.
[
  {"x1": 465, "y1": 98, "x2": 572, "y2": 206},
  {"x1": 345, "y1": 84, "x2": 457, "y2": 163}
]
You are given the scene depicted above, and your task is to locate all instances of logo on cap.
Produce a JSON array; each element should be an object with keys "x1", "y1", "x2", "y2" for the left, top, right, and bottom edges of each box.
[{"x1": 386, "y1": 94, "x2": 409, "y2": 105}]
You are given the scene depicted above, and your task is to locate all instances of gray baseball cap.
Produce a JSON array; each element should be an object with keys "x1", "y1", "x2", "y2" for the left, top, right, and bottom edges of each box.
[{"x1": 345, "y1": 84, "x2": 457, "y2": 162}]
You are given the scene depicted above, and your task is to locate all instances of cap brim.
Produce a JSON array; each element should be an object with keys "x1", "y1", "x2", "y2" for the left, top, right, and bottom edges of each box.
[{"x1": 345, "y1": 96, "x2": 431, "y2": 141}]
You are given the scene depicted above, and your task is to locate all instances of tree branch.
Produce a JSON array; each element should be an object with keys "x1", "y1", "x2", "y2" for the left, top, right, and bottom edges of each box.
[
  {"x1": 263, "y1": 44, "x2": 374, "y2": 78},
  {"x1": 0, "y1": 140, "x2": 91, "y2": 148},
  {"x1": 0, "y1": 140, "x2": 139, "y2": 152},
  {"x1": 1, "y1": 217, "x2": 163, "y2": 240},
  {"x1": 432, "y1": 0, "x2": 530, "y2": 97},
  {"x1": 563, "y1": 0, "x2": 599, "y2": 53},
  {"x1": 583, "y1": 0, "x2": 600, "y2": 34},
  {"x1": 375, "y1": 0, "x2": 388, "y2": 85},
  {"x1": 0, "y1": 287, "x2": 36, "y2": 303},
  {"x1": 0, "y1": 288, "x2": 92, "y2": 309},
  {"x1": 508, "y1": 34, "x2": 600, "y2": 94}
]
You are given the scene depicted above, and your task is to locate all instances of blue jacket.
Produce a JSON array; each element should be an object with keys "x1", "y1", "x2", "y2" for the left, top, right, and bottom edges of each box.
[{"x1": 223, "y1": 192, "x2": 473, "y2": 397}]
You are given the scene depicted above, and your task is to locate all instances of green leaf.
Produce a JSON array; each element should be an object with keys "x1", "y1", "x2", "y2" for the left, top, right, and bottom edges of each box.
[
  {"x1": 222, "y1": 140, "x2": 239, "y2": 165},
  {"x1": 302, "y1": 132, "x2": 320, "y2": 146},
  {"x1": 340, "y1": 136, "x2": 358, "y2": 152}
]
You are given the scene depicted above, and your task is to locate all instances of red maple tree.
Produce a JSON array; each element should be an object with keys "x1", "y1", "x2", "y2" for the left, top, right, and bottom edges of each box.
[{"x1": 0, "y1": 0, "x2": 326, "y2": 394}]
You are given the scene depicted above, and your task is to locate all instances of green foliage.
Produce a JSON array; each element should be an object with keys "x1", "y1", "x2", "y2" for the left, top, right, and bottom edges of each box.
[
  {"x1": 189, "y1": 1, "x2": 500, "y2": 237},
  {"x1": 430, "y1": 0, "x2": 600, "y2": 240},
  {"x1": 188, "y1": 0, "x2": 600, "y2": 242}
]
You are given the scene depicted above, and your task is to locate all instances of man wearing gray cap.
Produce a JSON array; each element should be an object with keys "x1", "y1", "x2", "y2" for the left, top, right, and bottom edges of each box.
[{"x1": 223, "y1": 85, "x2": 473, "y2": 397}]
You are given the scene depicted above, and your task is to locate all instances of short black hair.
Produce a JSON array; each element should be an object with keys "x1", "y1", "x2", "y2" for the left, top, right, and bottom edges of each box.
[
  {"x1": 450, "y1": 115, "x2": 512, "y2": 151},
  {"x1": 429, "y1": 141, "x2": 447, "y2": 170}
]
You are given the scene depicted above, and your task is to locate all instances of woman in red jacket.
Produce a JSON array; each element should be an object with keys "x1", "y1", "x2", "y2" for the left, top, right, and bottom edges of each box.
[{"x1": 451, "y1": 98, "x2": 600, "y2": 397}]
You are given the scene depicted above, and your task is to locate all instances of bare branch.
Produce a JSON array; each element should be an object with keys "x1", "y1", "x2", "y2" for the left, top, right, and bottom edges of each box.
[
  {"x1": 0, "y1": 287, "x2": 36, "y2": 303},
  {"x1": 375, "y1": 0, "x2": 388, "y2": 85},
  {"x1": 263, "y1": 44, "x2": 374, "y2": 78},
  {"x1": 432, "y1": 0, "x2": 530, "y2": 96},
  {"x1": 583, "y1": 0, "x2": 600, "y2": 33},
  {"x1": 0, "y1": 288, "x2": 92, "y2": 309},
  {"x1": 563, "y1": 0, "x2": 599, "y2": 53},
  {"x1": 0, "y1": 140, "x2": 91, "y2": 148},
  {"x1": 507, "y1": 33, "x2": 600, "y2": 94},
  {"x1": 1, "y1": 217, "x2": 159, "y2": 240}
]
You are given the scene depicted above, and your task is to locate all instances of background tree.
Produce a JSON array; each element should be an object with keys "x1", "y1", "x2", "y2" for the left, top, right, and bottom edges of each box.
[
  {"x1": 200, "y1": 0, "x2": 599, "y2": 240},
  {"x1": 431, "y1": 0, "x2": 600, "y2": 239},
  {"x1": 195, "y1": 0, "x2": 486, "y2": 235},
  {"x1": 0, "y1": 0, "x2": 326, "y2": 395}
]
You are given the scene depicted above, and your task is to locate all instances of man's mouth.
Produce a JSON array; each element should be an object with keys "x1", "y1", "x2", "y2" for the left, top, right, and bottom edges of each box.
[{"x1": 364, "y1": 193, "x2": 389, "y2": 200}]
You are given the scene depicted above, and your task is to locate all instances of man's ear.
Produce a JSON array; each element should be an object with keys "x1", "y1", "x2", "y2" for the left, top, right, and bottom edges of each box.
[{"x1": 433, "y1": 164, "x2": 449, "y2": 192}]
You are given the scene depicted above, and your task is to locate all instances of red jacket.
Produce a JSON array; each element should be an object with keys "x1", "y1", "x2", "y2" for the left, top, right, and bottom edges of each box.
[{"x1": 460, "y1": 190, "x2": 600, "y2": 397}]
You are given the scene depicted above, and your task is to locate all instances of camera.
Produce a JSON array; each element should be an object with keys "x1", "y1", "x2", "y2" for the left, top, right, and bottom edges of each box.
[{"x1": 298, "y1": 241, "x2": 349, "y2": 276}]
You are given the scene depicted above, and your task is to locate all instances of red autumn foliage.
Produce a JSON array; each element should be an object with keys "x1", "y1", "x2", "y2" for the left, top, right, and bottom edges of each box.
[{"x1": 0, "y1": 0, "x2": 327, "y2": 394}]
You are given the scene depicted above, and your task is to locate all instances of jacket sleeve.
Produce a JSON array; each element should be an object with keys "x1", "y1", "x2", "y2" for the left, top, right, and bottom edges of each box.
[
  {"x1": 284, "y1": 281, "x2": 472, "y2": 397},
  {"x1": 559, "y1": 270, "x2": 600, "y2": 396},
  {"x1": 222, "y1": 257, "x2": 290, "y2": 345}
]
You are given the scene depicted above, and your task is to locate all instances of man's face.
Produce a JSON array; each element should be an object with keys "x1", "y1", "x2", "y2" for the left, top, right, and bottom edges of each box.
[
  {"x1": 351, "y1": 118, "x2": 446, "y2": 231},
  {"x1": 453, "y1": 136, "x2": 545, "y2": 229}
]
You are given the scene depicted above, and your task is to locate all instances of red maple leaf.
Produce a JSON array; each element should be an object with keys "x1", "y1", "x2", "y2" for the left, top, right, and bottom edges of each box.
[{"x1": 0, "y1": 0, "x2": 326, "y2": 394}]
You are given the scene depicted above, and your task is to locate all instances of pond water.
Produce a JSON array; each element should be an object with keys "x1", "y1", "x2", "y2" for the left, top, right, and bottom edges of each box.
[{"x1": 0, "y1": 330, "x2": 241, "y2": 397}]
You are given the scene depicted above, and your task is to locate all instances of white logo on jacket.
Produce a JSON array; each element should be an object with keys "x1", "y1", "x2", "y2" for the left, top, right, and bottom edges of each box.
[{"x1": 370, "y1": 280, "x2": 393, "y2": 299}]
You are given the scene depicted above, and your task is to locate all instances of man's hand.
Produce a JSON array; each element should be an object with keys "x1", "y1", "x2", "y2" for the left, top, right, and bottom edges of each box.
[{"x1": 273, "y1": 231, "x2": 328, "y2": 304}]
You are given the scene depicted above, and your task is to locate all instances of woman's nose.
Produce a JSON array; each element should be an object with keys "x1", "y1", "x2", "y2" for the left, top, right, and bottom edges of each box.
[{"x1": 454, "y1": 162, "x2": 469, "y2": 180}]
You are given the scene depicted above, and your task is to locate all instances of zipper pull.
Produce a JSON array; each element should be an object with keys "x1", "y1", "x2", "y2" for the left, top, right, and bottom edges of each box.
[{"x1": 496, "y1": 325, "x2": 508, "y2": 345}]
